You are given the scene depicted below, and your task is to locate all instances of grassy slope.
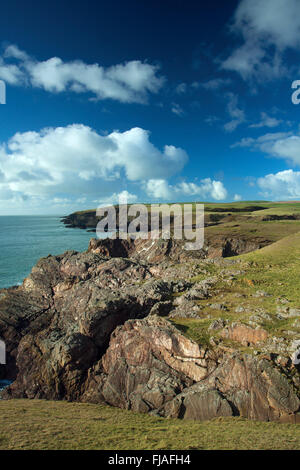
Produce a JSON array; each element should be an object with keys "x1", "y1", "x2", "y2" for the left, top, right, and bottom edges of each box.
[
  {"x1": 205, "y1": 218, "x2": 300, "y2": 243},
  {"x1": 240, "y1": 230, "x2": 300, "y2": 304},
  {"x1": 171, "y1": 218, "x2": 300, "y2": 353},
  {"x1": 204, "y1": 202, "x2": 300, "y2": 243},
  {"x1": 0, "y1": 400, "x2": 300, "y2": 450}
]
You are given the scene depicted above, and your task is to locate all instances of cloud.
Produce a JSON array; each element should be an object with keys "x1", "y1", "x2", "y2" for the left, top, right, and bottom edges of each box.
[
  {"x1": 174, "y1": 78, "x2": 232, "y2": 96},
  {"x1": 4, "y1": 44, "x2": 30, "y2": 61},
  {"x1": 257, "y1": 169, "x2": 300, "y2": 199},
  {"x1": 0, "y1": 57, "x2": 25, "y2": 85},
  {"x1": 231, "y1": 131, "x2": 300, "y2": 166},
  {"x1": 145, "y1": 178, "x2": 228, "y2": 201},
  {"x1": 224, "y1": 93, "x2": 246, "y2": 132},
  {"x1": 109, "y1": 127, "x2": 188, "y2": 179},
  {"x1": 266, "y1": 135, "x2": 300, "y2": 166},
  {"x1": 222, "y1": 0, "x2": 300, "y2": 80},
  {"x1": 201, "y1": 78, "x2": 232, "y2": 90},
  {"x1": 249, "y1": 112, "x2": 282, "y2": 129},
  {"x1": 234, "y1": 194, "x2": 242, "y2": 201},
  {"x1": 175, "y1": 83, "x2": 187, "y2": 94},
  {"x1": 0, "y1": 125, "x2": 188, "y2": 207},
  {"x1": 204, "y1": 116, "x2": 220, "y2": 126},
  {"x1": 171, "y1": 103, "x2": 185, "y2": 116},
  {"x1": 231, "y1": 131, "x2": 292, "y2": 149},
  {"x1": 93, "y1": 190, "x2": 138, "y2": 206},
  {"x1": 0, "y1": 44, "x2": 165, "y2": 103},
  {"x1": 145, "y1": 179, "x2": 173, "y2": 200}
]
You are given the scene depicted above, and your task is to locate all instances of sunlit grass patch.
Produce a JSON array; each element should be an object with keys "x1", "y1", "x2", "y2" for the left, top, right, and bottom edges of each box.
[{"x1": 1, "y1": 400, "x2": 300, "y2": 450}]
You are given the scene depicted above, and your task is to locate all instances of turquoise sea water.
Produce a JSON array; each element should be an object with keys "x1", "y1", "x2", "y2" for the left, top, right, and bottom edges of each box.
[{"x1": 0, "y1": 216, "x2": 96, "y2": 289}]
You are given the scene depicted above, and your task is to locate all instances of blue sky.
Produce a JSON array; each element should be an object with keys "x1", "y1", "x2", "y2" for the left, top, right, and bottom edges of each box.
[{"x1": 1, "y1": 0, "x2": 300, "y2": 214}]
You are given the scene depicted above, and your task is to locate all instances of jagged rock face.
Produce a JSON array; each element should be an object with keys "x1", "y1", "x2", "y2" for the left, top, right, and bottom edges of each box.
[
  {"x1": 88, "y1": 238, "x2": 134, "y2": 258},
  {"x1": 89, "y1": 237, "x2": 207, "y2": 263},
  {"x1": 88, "y1": 316, "x2": 300, "y2": 422},
  {"x1": 203, "y1": 355, "x2": 300, "y2": 421},
  {"x1": 99, "y1": 317, "x2": 214, "y2": 413},
  {"x1": 88, "y1": 236, "x2": 269, "y2": 262},
  {"x1": 164, "y1": 384, "x2": 233, "y2": 421},
  {"x1": 82, "y1": 316, "x2": 216, "y2": 412},
  {"x1": 0, "y1": 247, "x2": 175, "y2": 400},
  {"x1": 0, "y1": 237, "x2": 299, "y2": 423},
  {"x1": 207, "y1": 237, "x2": 270, "y2": 258}
]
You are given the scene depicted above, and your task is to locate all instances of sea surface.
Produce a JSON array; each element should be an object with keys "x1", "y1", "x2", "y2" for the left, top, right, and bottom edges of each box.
[
  {"x1": 0, "y1": 215, "x2": 100, "y2": 289},
  {"x1": 0, "y1": 380, "x2": 12, "y2": 392}
]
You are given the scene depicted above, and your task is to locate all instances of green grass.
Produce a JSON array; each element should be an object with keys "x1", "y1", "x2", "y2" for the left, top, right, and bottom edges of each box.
[
  {"x1": 239, "y1": 230, "x2": 300, "y2": 306},
  {"x1": 72, "y1": 201, "x2": 300, "y2": 217},
  {"x1": 169, "y1": 318, "x2": 212, "y2": 346},
  {"x1": 205, "y1": 218, "x2": 300, "y2": 243},
  {"x1": 1, "y1": 400, "x2": 300, "y2": 450},
  {"x1": 171, "y1": 229, "x2": 300, "y2": 348},
  {"x1": 252, "y1": 203, "x2": 300, "y2": 217}
]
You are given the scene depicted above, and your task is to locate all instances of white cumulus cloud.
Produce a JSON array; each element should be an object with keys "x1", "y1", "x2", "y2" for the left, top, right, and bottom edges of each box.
[
  {"x1": 93, "y1": 190, "x2": 138, "y2": 207},
  {"x1": 145, "y1": 178, "x2": 227, "y2": 201},
  {"x1": 0, "y1": 125, "x2": 188, "y2": 205},
  {"x1": 0, "y1": 44, "x2": 165, "y2": 103},
  {"x1": 257, "y1": 169, "x2": 300, "y2": 199}
]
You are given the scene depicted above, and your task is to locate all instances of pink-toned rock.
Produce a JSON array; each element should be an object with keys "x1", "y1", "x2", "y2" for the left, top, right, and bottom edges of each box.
[
  {"x1": 99, "y1": 316, "x2": 299, "y2": 422},
  {"x1": 221, "y1": 323, "x2": 268, "y2": 345},
  {"x1": 102, "y1": 317, "x2": 210, "y2": 384}
]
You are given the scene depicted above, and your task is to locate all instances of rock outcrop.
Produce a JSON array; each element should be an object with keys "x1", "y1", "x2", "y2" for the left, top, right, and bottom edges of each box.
[
  {"x1": 88, "y1": 234, "x2": 270, "y2": 262},
  {"x1": 0, "y1": 237, "x2": 299, "y2": 423},
  {"x1": 220, "y1": 323, "x2": 269, "y2": 346},
  {"x1": 84, "y1": 316, "x2": 300, "y2": 421}
]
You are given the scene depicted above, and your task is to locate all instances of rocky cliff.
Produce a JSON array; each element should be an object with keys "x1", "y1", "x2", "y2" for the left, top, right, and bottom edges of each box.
[{"x1": 1, "y1": 236, "x2": 300, "y2": 423}]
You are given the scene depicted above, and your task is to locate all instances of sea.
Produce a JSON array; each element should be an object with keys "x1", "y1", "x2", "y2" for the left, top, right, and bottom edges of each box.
[
  {"x1": 0, "y1": 215, "x2": 100, "y2": 290},
  {"x1": 0, "y1": 380, "x2": 11, "y2": 392}
]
